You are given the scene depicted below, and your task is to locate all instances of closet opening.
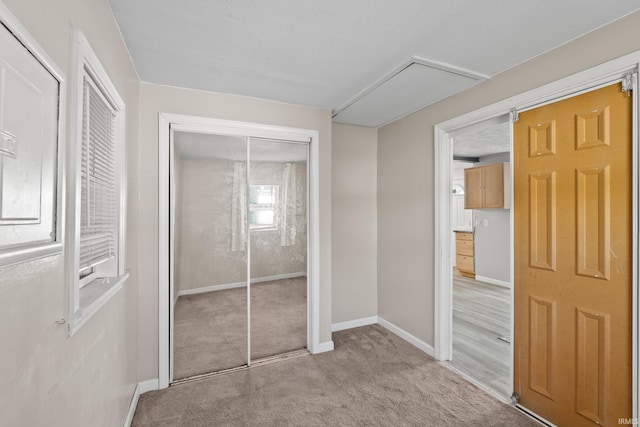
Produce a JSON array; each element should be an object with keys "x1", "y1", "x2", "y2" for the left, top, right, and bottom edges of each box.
[{"x1": 158, "y1": 114, "x2": 321, "y2": 387}]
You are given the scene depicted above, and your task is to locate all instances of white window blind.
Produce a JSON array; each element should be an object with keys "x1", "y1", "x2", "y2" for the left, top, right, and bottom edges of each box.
[{"x1": 79, "y1": 73, "x2": 117, "y2": 274}]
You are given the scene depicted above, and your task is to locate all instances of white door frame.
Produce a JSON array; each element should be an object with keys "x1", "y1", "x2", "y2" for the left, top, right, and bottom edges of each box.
[
  {"x1": 434, "y1": 51, "x2": 640, "y2": 415},
  {"x1": 158, "y1": 113, "x2": 321, "y2": 389}
]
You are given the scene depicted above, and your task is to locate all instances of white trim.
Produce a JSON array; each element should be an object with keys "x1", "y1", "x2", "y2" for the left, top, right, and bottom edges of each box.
[
  {"x1": 434, "y1": 127, "x2": 454, "y2": 362},
  {"x1": 168, "y1": 130, "x2": 176, "y2": 381},
  {"x1": 158, "y1": 113, "x2": 322, "y2": 388},
  {"x1": 0, "y1": 1, "x2": 66, "y2": 268},
  {"x1": 434, "y1": 50, "x2": 640, "y2": 418},
  {"x1": 138, "y1": 378, "x2": 159, "y2": 394},
  {"x1": 67, "y1": 30, "x2": 127, "y2": 335},
  {"x1": 123, "y1": 379, "x2": 159, "y2": 427},
  {"x1": 123, "y1": 383, "x2": 139, "y2": 427},
  {"x1": 474, "y1": 275, "x2": 511, "y2": 289},
  {"x1": 378, "y1": 317, "x2": 435, "y2": 358},
  {"x1": 176, "y1": 272, "x2": 306, "y2": 297},
  {"x1": 0, "y1": 243, "x2": 64, "y2": 269},
  {"x1": 508, "y1": 130, "x2": 516, "y2": 401},
  {"x1": 246, "y1": 138, "x2": 251, "y2": 367},
  {"x1": 331, "y1": 316, "x2": 378, "y2": 332},
  {"x1": 332, "y1": 55, "x2": 489, "y2": 128},
  {"x1": 68, "y1": 273, "x2": 128, "y2": 336},
  {"x1": 178, "y1": 281, "x2": 246, "y2": 296},
  {"x1": 159, "y1": 115, "x2": 170, "y2": 388},
  {"x1": 315, "y1": 341, "x2": 335, "y2": 353}
]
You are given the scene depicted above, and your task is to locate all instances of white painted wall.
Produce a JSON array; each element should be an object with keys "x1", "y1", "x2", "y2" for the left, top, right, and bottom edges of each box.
[
  {"x1": 332, "y1": 123, "x2": 378, "y2": 324},
  {"x1": 0, "y1": 0, "x2": 140, "y2": 426},
  {"x1": 377, "y1": 11, "x2": 640, "y2": 347}
]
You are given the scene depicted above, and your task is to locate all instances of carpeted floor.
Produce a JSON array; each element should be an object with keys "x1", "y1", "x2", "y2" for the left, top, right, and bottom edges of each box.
[
  {"x1": 174, "y1": 277, "x2": 307, "y2": 379},
  {"x1": 134, "y1": 324, "x2": 539, "y2": 426}
]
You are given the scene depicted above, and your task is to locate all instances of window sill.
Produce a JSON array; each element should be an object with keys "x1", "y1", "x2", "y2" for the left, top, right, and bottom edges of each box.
[
  {"x1": 68, "y1": 272, "x2": 129, "y2": 336},
  {"x1": 250, "y1": 227, "x2": 279, "y2": 233}
]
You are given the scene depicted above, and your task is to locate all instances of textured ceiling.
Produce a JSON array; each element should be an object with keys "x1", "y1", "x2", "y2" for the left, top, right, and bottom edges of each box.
[
  {"x1": 108, "y1": 0, "x2": 640, "y2": 127},
  {"x1": 452, "y1": 117, "x2": 511, "y2": 158}
]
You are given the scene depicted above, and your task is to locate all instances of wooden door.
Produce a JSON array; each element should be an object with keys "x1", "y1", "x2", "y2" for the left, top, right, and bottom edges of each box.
[{"x1": 514, "y1": 83, "x2": 632, "y2": 426}]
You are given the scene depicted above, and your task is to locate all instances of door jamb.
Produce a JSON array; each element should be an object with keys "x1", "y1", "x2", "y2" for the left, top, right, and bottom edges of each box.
[
  {"x1": 158, "y1": 113, "x2": 321, "y2": 389},
  {"x1": 434, "y1": 51, "x2": 640, "y2": 416}
]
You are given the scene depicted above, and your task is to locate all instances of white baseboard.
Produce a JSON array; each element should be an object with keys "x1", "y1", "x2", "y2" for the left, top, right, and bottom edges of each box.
[
  {"x1": 178, "y1": 280, "x2": 246, "y2": 296},
  {"x1": 313, "y1": 340, "x2": 334, "y2": 353},
  {"x1": 177, "y1": 272, "x2": 306, "y2": 297},
  {"x1": 124, "y1": 383, "x2": 140, "y2": 427},
  {"x1": 377, "y1": 317, "x2": 435, "y2": 358},
  {"x1": 139, "y1": 378, "x2": 159, "y2": 394},
  {"x1": 124, "y1": 379, "x2": 159, "y2": 427},
  {"x1": 474, "y1": 275, "x2": 511, "y2": 288},
  {"x1": 332, "y1": 316, "x2": 378, "y2": 332}
]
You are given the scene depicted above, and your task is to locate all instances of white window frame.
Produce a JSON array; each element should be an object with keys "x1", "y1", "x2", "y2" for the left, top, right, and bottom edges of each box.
[
  {"x1": 67, "y1": 31, "x2": 127, "y2": 336},
  {"x1": 249, "y1": 183, "x2": 280, "y2": 231}
]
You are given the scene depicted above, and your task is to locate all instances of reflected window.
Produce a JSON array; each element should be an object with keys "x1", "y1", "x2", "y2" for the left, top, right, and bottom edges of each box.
[{"x1": 249, "y1": 184, "x2": 279, "y2": 230}]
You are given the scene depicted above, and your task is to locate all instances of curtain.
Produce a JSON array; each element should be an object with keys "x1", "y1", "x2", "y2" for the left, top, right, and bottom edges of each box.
[
  {"x1": 230, "y1": 161, "x2": 247, "y2": 251},
  {"x1": 280, "y1": 162, "x2": 298, "y2": 247}
]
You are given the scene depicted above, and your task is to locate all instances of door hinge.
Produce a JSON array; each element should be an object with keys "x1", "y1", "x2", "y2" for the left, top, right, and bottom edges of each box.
[
  {"x1": 510, "y1": 109, "x2": 519, "y2": 123},
  {"x1": 511, "y1": 392, "x2": 520, "y2": 406},
  {"x1": 622, "y1": 72, "x2": 635, "y2": 96}
]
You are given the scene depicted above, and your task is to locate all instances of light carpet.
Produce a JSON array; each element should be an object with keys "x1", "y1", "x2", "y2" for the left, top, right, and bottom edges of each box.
[
  {"x1": 174, "y1": 277, "x2": 307, "y2": 379},
  {"x1": 134, "y1": 324, "x2": 538, "y2": 426}
]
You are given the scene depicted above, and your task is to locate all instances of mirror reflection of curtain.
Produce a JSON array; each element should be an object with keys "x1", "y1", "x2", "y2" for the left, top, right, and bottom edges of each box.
[
  {"x1": 230, "y1": 161, "x2": 247, "y2": 251},
  {"x1": 280, "y1": 162, "x2": 298, "y2": 247}
]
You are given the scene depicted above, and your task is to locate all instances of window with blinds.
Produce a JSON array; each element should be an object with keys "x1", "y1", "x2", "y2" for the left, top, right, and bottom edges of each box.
[
  {"x1": 68, "y1": 31, "x2": 127, "y2": 333},
  {"x1": 249, "y1": 184, "x2": 279, "y2": 230},
  {"x1": 79, "y1": 72, "x2": 118, "y2": 277}
]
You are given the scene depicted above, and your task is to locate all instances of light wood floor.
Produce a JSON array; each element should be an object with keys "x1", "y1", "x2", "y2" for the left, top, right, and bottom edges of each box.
[{"x1": 449, "y1": 270, "x2": 511, "y2": 397}]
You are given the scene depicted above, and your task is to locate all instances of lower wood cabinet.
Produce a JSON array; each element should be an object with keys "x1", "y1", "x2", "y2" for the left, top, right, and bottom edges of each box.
[{"x1": 455, "y1": 231, "x2": 475, "y2": 278}]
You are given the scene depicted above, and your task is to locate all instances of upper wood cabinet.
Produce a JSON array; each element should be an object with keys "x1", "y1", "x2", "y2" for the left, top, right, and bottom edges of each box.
[{"x1": 464, "y1": 162, "x2": 511, "y2": 209}]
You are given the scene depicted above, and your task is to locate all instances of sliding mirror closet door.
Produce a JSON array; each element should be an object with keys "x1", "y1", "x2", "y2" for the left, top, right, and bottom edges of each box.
[
  {"x1": 172, "y1": 132, "x2": 249, "y2": 379},
  {"x1": 248, "y1": 138, "x2": 308, "y2": 360}
]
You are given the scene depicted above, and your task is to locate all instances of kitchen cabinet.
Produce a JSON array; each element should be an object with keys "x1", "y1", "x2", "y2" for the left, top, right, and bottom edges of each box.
[
  {"x1": 455, "y1": 231, "x2": 475, "y2": 278},
  {"x1": 464, "y1": 162, "x2": 510, "y2": 209}
]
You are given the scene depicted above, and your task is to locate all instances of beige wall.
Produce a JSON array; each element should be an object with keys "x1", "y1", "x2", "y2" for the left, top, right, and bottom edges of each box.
[
  {"x1": 138, "y1": 82, "x2": 332, "y2": 381},
  {"x1": 377, "y1": 11, "x2": 640, "y2": 345},
  {"x1": 332, "y1": 123, "x2": 378, "y2": 323},
  {"x1": 0, "y1": 0, "x2": 140, "y2": 426},
  {"x1": 176, "y1": 158, "x2": 307, "y2": 293}
]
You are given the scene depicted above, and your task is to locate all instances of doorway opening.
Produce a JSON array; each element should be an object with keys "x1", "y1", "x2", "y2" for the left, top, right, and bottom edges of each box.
[
  {"x1": 447, "y1": 115, "x2": 513, "y2": 398},
  {"x1": 158, "y1": 114, "x2": 321, "y2": 388},
  {"x1": 434, "y1": 55, "x2": 640, "y2": 423}
]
